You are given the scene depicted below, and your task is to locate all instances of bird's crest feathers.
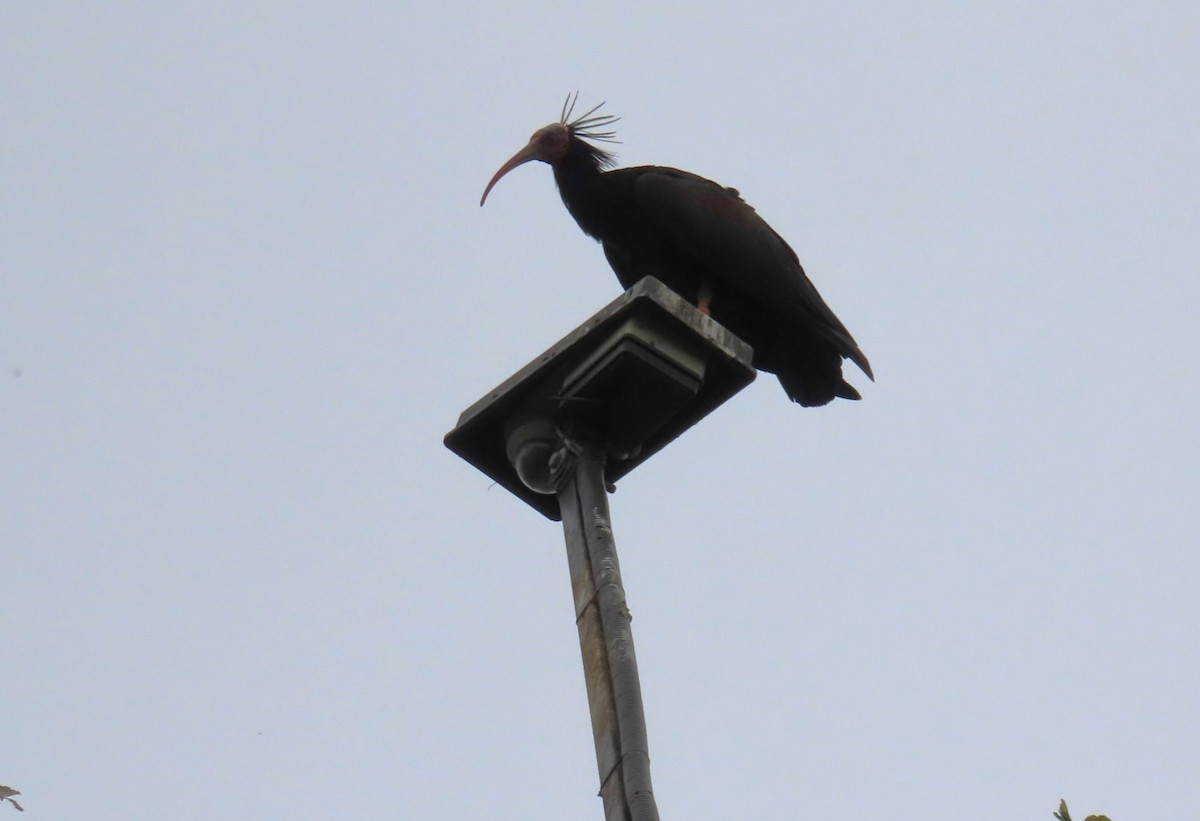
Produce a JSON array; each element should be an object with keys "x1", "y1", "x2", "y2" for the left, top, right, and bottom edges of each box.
[{"x1": 562, "y1": 92, "x2": 620, "y2": 168}]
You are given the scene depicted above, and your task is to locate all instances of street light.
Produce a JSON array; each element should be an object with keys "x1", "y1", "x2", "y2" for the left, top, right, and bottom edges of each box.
[{"x1": 445, "y1": 276, "x2": 755, "y2": 820}]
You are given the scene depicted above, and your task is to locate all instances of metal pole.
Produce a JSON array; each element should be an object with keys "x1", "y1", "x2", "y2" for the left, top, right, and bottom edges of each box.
[{"x1": 557, "y1": 445, "x2": 660, "y2": 821}]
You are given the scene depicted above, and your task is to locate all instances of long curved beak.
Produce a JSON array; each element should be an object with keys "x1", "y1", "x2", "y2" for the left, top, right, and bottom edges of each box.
[{"x1": 480, "y1": 142, "x2": 542, "y2": 206}]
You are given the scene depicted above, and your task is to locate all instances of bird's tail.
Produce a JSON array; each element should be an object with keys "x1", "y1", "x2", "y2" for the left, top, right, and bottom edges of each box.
[
  {"x1": 773, "y1": 337, "x2": 869, "y2": 407},
  {"x1": 777, "y1": 364, "x2": 861, "y2": 407}
]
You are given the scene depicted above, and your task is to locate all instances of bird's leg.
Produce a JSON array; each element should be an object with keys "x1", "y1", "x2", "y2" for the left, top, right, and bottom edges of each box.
[{"x1": 696, "y1": 281, "x2": 713, "y2": 316}]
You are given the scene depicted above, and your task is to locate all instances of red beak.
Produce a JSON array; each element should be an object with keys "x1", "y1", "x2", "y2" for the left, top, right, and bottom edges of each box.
[{"x1": 480, "y1": 141, "x2": 542, "y2": 206}]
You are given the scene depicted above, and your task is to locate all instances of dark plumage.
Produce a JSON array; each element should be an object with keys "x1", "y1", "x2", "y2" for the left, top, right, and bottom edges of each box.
[{"x1": 481, "y1": 97, "x2": 872, "y2": 407}]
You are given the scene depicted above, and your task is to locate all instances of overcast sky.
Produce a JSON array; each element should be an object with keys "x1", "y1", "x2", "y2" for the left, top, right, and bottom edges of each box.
[{"x1": 3, "y1": 3, "x2": 1198, "y2": 819}]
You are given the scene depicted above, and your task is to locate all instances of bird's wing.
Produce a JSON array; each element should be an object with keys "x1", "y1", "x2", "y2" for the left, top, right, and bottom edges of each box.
[{"x1": 632, "y1": 168, "x2": 871, "y2": 376}]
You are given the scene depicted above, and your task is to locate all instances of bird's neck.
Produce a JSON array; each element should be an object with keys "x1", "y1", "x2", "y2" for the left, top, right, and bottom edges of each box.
[{"x1": 553, "y1": 143, "x2": 615, "y2": 241}]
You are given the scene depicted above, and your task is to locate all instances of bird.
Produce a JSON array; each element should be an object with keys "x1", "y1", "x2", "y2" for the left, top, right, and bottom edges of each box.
[
  {"x1": 0, "y1": 784, "x2": 22, "y2": 812},
  {"x1": 481, "y1": 95, "x2": 873, "y2": 407}
]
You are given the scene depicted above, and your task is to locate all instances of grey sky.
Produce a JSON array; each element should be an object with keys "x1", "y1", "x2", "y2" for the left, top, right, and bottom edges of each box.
[{"x1": 3, "y1": 3, "x2": 1198, "y2": 819}]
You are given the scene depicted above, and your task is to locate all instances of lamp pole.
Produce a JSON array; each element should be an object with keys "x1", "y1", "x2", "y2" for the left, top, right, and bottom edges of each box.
[{"x1": 556, "y1": 442, "x2": 658, "y2": 820}]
